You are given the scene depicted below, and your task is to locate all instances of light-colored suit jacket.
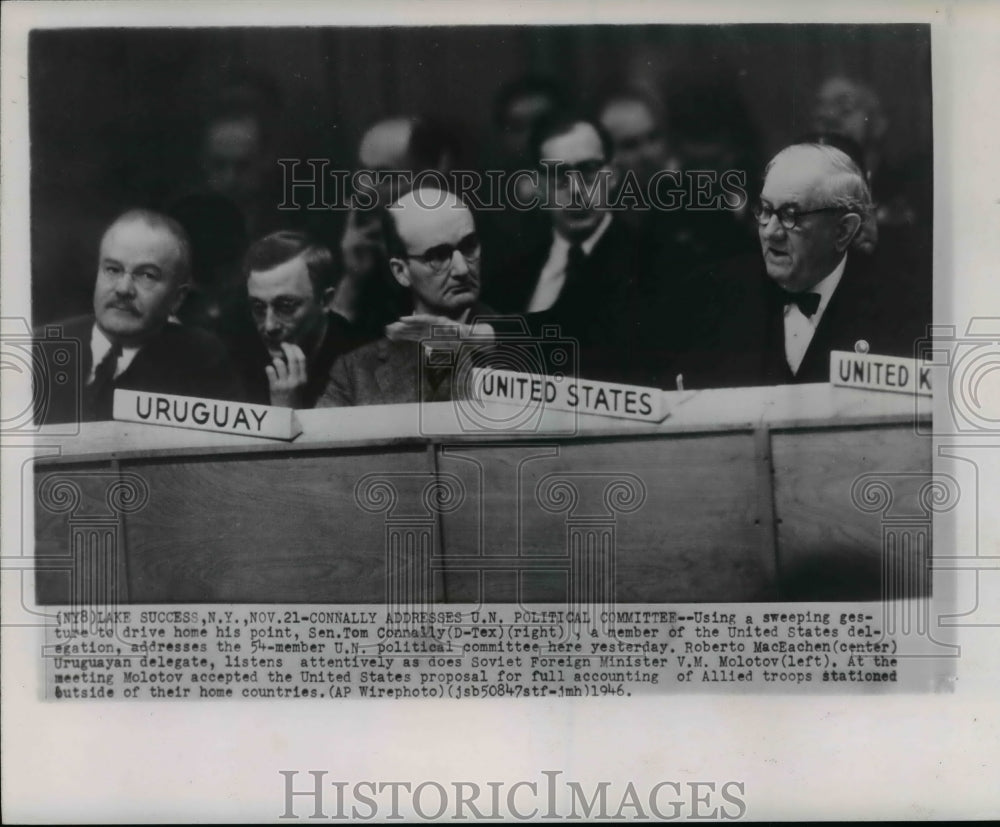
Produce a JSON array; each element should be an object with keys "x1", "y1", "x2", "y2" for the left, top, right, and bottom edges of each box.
[{"x1": 316, "y1": 337, "x2": 459, "y2": 407}]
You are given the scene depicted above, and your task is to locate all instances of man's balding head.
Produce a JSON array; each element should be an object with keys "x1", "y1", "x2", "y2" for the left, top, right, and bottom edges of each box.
[
  {"x1": 757, "y1": 144, "x2": 869, "y2": 292},
  {"x1": 383, "y1": 188, "x2": 480, "y2": 319}
]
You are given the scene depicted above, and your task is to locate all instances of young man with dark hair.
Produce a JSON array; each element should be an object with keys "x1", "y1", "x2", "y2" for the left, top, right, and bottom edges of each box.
[{"x1": 241, "y1": 230, "x2": 363, "y2": 408}]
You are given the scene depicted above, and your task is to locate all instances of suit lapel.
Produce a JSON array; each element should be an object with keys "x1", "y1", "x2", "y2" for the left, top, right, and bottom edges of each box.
[
  {"x1": 795, "y1": 255, "x2": 867, "y2": 380},
  {"x1": 758, "y1": 274, "x2": 795, "y2": 384}
]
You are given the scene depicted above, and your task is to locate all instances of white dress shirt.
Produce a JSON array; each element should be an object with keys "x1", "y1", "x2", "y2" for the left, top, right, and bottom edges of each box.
[
  {"x1": 784, "y1": 254, "x2": 847, "y2": 375},
  {"x1": 527, "y1": 213, "x2": 613, "y2": 312},
  {"x1": 88, "y1": 323, "x2": 140, "y2": 383}
]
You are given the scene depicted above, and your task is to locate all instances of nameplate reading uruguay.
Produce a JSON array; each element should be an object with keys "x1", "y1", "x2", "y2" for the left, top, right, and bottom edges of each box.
[
  {"x1": 830, "y1": 350, "x2": 931, "y2": 396},
  {"x1": 472, "y1": 367, "x2": 667, "y2": 422},
  {"x1": 113, "y1": 390, "x2": 302, "y2": 440}
]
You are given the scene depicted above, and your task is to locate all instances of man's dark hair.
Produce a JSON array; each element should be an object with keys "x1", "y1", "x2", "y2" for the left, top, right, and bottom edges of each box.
[
  {"x1": 167, "y1": 193, "x2": 248, "y2": 287},
  {"x1": 408, "y1": 116, "x2": 462, "y2": 173},
  {"x1": 243, "y1": 230, "x2": 335, "y2": 294},
  {"x1": 492, "y1": 75, "x2": 567, "y2": 128},
  {"x1": 528, "y1": 112, "x2": 614, "y2": 168}
]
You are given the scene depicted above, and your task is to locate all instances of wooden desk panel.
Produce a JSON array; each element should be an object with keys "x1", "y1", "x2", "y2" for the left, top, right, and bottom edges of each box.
[
  {"x1": 32, "y1": 387, "x2": 933, "y2": 605},
  {"x1": 437, "y1": 434, "x2": 774, "y2": 603},
  {"x1": 771, "y1": 425, "x2": 932, "y2": 600},
  {"x1": 120, "y1": 448, "x2": 434, "y2": 603}
]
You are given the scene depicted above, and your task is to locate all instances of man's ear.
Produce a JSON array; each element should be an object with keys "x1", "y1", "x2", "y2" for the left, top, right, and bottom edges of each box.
[
  {"x1": 835, "y1": 213, "x2": 863, "y2": 252},
  {"x1": 170, "y1": 282, "x2": 191, "y2": 315},
  {"x1": 388, "y1": 257, "x2": 411, "y2": 289},
  {"x1": 321, "y1": 286, "x2": 336, "y2": 310}
]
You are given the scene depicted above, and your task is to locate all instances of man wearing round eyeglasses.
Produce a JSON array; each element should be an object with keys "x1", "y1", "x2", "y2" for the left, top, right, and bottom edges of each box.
[
  {"x1": 241, "y1": 230, "x2": 362, "y2": 408},
  {"x1": 674, "y1": 142, "x2": 928, "y2": 388},
  {"x1": 317, "y1": 188, "x2": 495, "y2": 407}
]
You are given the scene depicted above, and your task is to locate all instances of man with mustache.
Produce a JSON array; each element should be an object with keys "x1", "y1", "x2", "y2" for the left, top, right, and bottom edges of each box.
[
  {"x1": 34, "y1": 209, "x2": 244, "y2": 424},
  {"x1": 674, "y1": 143, "x2": 928, "y2": 388},
  {"x1": 317, "y1": 187, "x2": 494, "y2": 407}
]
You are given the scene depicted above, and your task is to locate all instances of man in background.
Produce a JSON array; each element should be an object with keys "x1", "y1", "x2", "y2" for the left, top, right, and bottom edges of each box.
[{"x1": 485, "y1": 113, "x2": 652, "y2": 385}]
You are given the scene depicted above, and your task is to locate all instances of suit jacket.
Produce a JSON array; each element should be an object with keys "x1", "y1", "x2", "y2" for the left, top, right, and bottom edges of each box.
[
  {"x1": 316, "y1": 303, "x2": 497, "y2": 408},
  {"x1": 678, "y1": 249, "x2": 931, "y2": 389},
  {"x1": 499, "y1": 217, "x2": 653, "y2": 385},
  {"x1": 34, "y1": 315, "x2": 246, "y2": 425}
]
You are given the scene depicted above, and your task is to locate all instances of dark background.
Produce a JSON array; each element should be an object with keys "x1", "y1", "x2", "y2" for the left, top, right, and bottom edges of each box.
[{"x1": 29, "y1": 24, "x2": 932, "y2": 325}]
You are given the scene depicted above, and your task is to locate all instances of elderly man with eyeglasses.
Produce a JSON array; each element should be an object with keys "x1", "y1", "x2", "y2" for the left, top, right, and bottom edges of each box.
[
  {"x1": 316, "y1": 187, "x2": 497, "y2": 407},
  {"x1": 668, "y1": 142, "x2": 929, "y2": 389}
]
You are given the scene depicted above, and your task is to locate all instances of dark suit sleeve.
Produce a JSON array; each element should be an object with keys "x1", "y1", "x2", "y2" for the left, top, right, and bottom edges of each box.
[
  {"x1": 182, "y1": 330, "x2": 248, "y2": 403},
  {"x1": 315, "y1": 353, "x2": 356, "y2": 408}
]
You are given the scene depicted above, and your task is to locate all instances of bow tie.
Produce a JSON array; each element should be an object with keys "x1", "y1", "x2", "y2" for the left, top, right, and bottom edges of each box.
[{"x1": 780, "y1": 290, "x2": 821, "y2": 318}]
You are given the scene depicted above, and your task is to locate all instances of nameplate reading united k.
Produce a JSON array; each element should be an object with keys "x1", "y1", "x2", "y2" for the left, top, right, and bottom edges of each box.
[
  {"x1": 830, "y1": 350, "x2": 932, "y2": 396},
  {"x1": 471, "y1": 367, "x2": 668, "y2": 422},
  {"x1": 113, "y1": 390, "x2": 302, "y2": 440}
]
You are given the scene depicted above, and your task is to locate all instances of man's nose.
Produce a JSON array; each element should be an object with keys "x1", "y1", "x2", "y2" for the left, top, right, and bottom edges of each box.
[
  {"x1": 759, "y1": 213, "x2": 786, "y2": 241},
  {"x1": 566, "y1": 174, "x2": 586, "y2": 203},
  {"x1": 263, "y1": 307, "x2": 281, "y2": 332},
  {"x1": 114, "y1": 272, "x2": 137, "y2": 296},
  {"x1": 449, "y1": 249, "x2": 470, "y2": 276}
]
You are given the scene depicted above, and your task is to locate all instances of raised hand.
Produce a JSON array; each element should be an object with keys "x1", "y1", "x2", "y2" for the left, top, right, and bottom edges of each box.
[{"x1": 265, "y1": 342, "x2": 309, "y2": 408}]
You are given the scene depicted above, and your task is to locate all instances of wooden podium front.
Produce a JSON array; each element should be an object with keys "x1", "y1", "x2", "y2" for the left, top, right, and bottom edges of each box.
[{"x1": 32, "y1": 384, "x2": 932, "y2": 604}]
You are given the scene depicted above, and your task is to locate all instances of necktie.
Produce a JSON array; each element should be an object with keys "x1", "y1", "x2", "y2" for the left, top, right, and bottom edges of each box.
[
  {"x1": 565, "y1": 243, "x2": 586, "y2": 287},
  {"x1": 86, "y1": 342, "x2": 122, "y2": 420},
  {"x1": 781, "y1": 290, "x2": 821, "y2": 318}
]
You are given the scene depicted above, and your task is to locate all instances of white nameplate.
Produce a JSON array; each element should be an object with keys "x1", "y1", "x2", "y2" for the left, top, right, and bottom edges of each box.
[
  {"x1": 113, "y1": 390, "x2": 302, "y2": 440},
  {"x1": 471, "y1": 367, "x2": 668, "y2": 422},
  {"x1": 830, "y1": 351, "x2": 932, "y2": 396}
]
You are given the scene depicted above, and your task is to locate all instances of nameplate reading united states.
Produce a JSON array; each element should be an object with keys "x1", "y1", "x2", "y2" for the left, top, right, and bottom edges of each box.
[
  {"x1": 830, "y1": 350, "x2": 932, "y2": 396},
  {"x1": 471, "y1": 367, "x2": 668, "y2": 422},
  {"x1": 113, "y1": 390, "x2": 302, "y2": 440}
]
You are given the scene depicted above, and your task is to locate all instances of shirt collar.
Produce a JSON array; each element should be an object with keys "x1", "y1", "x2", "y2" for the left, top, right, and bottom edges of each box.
[
  {"x1": 810, "y1": 253, "x2": 848, "y2": 319},
  {"x1": 90, "y1": 322, "x2": 141, "y2": 380},
  {"x1": 553, "y1": 212, "x2": 613, "y2": 256}
]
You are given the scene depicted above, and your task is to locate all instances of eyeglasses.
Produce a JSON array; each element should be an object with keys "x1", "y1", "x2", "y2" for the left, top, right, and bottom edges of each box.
[
  {"x1": 752, "y1": 200, "x2": 845, "y2": 230},
  {"x1": 407, "y1": 232, "x2": 481, "y2": 273},
  {"x1": 249, "y1": 297, "x2": 307, "y2": 321},
  {"x1": 540, "y1": 159, "x2": 608, "y2": 189}
]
